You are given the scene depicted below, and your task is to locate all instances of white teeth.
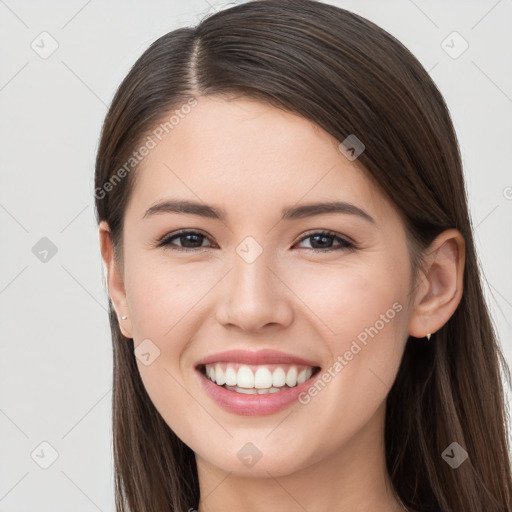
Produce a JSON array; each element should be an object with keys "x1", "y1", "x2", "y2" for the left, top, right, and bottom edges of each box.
[
  {"x1": 214, "y1": 364, "x2": 225, "y2": 386},
  {"x1": 272, "y1": 367, "x2": 286, "y2": 387},
  {"x1": 254, "y1": 367, "x2": 273, "y2": 389},
  {"x1": 297, "y1": 368, "x2": 308, "y2": 384},
  {"x1": 203, "y1": 363, "x2": 316, "y2": 390},
  {"x1": 233, "y1": 386, "x2": 256, "y2": 394},
  {"x1": 225, "y1": 366, "x2": 237, "y2": 386},
  {"x1": 237, "y1": 366, "x2": 255, "y2": 388},
  {"x1": 224, "y1": 385, "x2": 292, "y2": 394},
  {"x1": 285, "y1": 366, "x2": 297, "y2": 387}
]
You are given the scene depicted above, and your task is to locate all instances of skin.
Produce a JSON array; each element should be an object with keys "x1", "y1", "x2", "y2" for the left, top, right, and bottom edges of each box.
[{"x1": 99, "y1": 95, "x2": 465, "y2": 512}]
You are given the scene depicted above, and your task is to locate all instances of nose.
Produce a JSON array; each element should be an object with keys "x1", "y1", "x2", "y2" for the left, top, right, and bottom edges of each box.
[{"x1": 215, "y1": 248, "x2": 294, "y2": 333}]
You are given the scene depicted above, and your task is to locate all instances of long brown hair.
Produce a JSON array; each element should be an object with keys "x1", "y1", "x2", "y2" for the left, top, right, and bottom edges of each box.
[{"x1": 94, "y1": 1, "x2": 512, "y2": 510}]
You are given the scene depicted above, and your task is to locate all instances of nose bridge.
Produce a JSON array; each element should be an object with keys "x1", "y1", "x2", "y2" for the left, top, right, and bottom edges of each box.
[
  {"x1": 231, "y1": 237, "x2": 277, "y2": 309},
  {"x1": 216, "y1": 236, "x2": 293, "y2": 331},
  {"x1": 234, "y1": 242, "x2": 273, "y2": 298}
]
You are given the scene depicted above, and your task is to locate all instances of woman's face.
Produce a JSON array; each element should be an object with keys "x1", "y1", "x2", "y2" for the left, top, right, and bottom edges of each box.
[{"x1": 113, "y1": 95, "x2": 416, "y2": 477}]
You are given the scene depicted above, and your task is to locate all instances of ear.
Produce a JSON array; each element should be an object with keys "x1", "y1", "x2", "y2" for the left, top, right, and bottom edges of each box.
[
  {"x1": 408, "y1": 228, "x2": 465, "y2": 338},
  {"x1": 99, "y1": 220, "x2": 133, "y2": 338}
]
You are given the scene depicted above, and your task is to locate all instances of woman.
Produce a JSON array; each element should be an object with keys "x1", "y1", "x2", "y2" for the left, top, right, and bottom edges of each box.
[{"x1": 94, "y1": 1, "x2": 512, "y2": 510}]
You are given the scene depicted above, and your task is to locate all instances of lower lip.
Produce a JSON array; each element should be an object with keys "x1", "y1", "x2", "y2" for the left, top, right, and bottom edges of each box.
[{"x1": 195, "y1": 367, "x2": 321, "y2": 416}]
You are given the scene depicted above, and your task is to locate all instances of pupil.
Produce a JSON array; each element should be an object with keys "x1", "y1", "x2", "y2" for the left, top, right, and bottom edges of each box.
[
  {"x1": 312, "y1": 235, "x2": 331, "y2": 248},
  {"x1": 183, "y1": 234, "x2": 202, "y2": 248}
]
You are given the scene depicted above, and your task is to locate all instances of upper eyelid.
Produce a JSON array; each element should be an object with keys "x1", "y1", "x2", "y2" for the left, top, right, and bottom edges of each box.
[
  {"x1": 297, "y1": 230, "x2": 352, "y2": 242},
  {"x1": 157, "y1": 229, "x2": 212, "y2": 247},
  {"x1": 158, "y1": 228, "x2": 209, "y2": 242}
]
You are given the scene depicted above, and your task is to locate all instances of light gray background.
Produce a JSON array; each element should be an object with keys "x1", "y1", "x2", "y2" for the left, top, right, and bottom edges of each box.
[{"x1": 1, "y1": 0, "x2": 511, "y2": 510}]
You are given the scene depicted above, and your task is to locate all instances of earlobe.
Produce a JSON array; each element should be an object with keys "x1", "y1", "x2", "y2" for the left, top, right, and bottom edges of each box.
[
  {"x1": 99, "y1": 221, "x2": 133, "y2": 338},
  {"x1": 408, "y1": 228, "x2": 465, "y2": 339}
]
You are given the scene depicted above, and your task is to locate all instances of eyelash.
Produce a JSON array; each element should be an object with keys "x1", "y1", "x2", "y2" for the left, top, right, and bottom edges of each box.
[{"x1": 156, "y1": 229, "x2": 356, "y2": 254}]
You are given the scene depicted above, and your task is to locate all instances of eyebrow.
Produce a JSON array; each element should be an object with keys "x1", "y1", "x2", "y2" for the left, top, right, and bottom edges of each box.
[{"x1": 142, "y1": 199, "x2": 376, "y2": 225}]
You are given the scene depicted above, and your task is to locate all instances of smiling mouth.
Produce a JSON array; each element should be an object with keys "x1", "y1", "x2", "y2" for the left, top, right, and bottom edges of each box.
[{"x1": 197, "y1": 363, "x2": 322, "y2": 394}]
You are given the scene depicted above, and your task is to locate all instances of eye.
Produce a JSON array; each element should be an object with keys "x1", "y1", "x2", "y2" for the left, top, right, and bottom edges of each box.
[
  {"x1": 294, "y1": 230, "x2": 355, "y2": 253},
  {"x1": 157, "y1": 230, "x2": 215, "y2": 252},
  {"x1": 156, "y1": 229, "x2": 356, "y2": 253}
]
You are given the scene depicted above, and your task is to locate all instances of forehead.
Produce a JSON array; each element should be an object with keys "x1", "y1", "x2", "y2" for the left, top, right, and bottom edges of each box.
[{"x1": 127, "y1": 95, "x2": 394, "y2": 223}]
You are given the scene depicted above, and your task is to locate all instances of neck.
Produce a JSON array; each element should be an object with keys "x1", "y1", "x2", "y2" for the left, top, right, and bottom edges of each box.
[{"x1": 195, "y1": 401, "x2": 405, "y2": 512}]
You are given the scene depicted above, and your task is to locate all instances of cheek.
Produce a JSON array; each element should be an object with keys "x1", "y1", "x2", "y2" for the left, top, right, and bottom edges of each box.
[
  {"x1": 293, "y1": 259, "x2": 406, "y2": 335},
  {"x1": 122, "y1": 255, "x2": 219, "y2": 411},
  {"x1": 123, "y1": 257, "x2": 211, "y2": 434},
  {"x1": 125, "y1": 254, "x2": 211, "y2": 342},
  {"x1": 289, "y1": 263, "x2": 408, "y2": 435},
  {"x1": 288, "y1": 255, "x2": 410, "y2": 388}
]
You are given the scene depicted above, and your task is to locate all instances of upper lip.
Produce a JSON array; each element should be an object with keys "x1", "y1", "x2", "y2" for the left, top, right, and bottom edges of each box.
[{"x1": 195, "y1": 349, "x2": 321, "y2": 368}]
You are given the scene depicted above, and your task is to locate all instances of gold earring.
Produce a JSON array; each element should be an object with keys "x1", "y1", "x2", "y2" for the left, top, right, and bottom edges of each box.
[{"x1": 426, "y1": 333, "x2": 431, "y2": 341}]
